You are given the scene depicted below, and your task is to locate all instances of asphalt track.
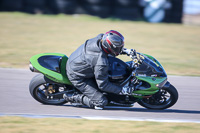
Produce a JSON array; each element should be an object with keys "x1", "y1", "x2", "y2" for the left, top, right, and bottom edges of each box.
[{"x1": 0, "y1": 68, "x2": 200, "y2": 123}]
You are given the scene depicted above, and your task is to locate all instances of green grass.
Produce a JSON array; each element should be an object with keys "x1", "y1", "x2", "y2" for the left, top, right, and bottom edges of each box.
[
  {"x1": 0, "y1": 12, "x2": 200, "y2": 76},
  {"x1": 0, "y1": 116, "x2": 200, "y2": 133}
]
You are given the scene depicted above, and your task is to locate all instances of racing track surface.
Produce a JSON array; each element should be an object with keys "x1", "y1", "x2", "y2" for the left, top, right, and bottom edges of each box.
[{"x1": 0, "y1": 68, "x2": 200, "y2": 122}]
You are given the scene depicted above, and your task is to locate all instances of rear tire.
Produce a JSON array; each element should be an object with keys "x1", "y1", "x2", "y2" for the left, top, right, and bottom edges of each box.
[
  {"x1": 138, "y1": 84, "x2": 178, "y2": 110},
  {"x1": 29, "y1": 74, "x2": 67, "y2": 105}
]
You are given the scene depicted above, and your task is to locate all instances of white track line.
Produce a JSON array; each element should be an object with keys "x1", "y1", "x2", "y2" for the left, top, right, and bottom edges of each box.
[
  {"x1": 82, "y1": 116, "x2": 200, "y2": 123},
  {"x1": 0, "y1": 113, "x2": 200, "y2": 123}
]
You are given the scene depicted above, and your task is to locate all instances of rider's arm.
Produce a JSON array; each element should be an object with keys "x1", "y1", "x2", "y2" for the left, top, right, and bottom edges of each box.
[{"x1": 94, "y1": 64, "x2": 122, "y2": 94}]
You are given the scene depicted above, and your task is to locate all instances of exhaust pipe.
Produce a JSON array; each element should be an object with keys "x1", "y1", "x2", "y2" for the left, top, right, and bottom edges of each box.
[{"x1": 29, "y1": 63, "x2": 40, "y2": 73}]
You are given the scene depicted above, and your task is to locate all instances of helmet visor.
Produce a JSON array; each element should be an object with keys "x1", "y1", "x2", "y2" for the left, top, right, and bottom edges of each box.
[{"x1": 110, "y1": 44, "x2": 124, "y2": 56}]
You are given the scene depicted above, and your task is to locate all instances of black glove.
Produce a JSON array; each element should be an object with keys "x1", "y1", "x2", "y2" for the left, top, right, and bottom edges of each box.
[{"x1": 120, "y1": 48, "x2": 127, "y2": 55}]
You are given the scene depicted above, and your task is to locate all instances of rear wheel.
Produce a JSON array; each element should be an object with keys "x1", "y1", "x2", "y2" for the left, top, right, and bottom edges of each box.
[
  {"x1": 138, "y1": 84, "x2": 178, "y2": 110},
  {"x1": 29, "y1": 74, "x2": 67, "y2": 105}
]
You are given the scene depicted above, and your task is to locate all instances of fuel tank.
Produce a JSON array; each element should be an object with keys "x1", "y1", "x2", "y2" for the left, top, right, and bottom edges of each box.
[{"x1": 108, "y1": 56, "x2": 131, "y2": 83}]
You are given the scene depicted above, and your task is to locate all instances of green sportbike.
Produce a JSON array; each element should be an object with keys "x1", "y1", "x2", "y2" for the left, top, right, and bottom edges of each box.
[{"x1": 29, "y1": 48, "x2": 178, "y2": 109}]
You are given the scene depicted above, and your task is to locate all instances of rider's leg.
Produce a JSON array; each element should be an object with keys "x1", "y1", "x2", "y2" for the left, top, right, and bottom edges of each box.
[{"x1": 64, "y1": 75, "x2": 108, "y2": 109}]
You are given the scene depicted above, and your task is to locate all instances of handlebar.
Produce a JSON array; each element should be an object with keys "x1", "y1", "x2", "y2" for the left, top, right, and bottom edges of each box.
[
  {"x1": 121, "y1": 48, "x2": 137, "y2": 57},
  {"x1": 121, "y1": 48, "x2": 143, "y2": 68}
]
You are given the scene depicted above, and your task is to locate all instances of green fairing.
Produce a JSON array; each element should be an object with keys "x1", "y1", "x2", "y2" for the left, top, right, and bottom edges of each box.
[
  {"x1": 132, "y1": 53, "x2": 167, "y2": 98},
  {"x1": 30, "y1": 53, "x2": 72, "y2": 85},
  {"x1": 133, "y1": 76, "x2": 167, "y2": 98}
]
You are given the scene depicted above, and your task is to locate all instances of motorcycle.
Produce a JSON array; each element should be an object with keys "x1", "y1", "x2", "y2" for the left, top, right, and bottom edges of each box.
[{"x1": 29, "y1": 48, "x2": 178, "y2": 110}]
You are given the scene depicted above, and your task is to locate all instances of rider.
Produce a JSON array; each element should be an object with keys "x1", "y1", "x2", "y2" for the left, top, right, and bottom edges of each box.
[{"x1": 64, "y1": 30, "x2": 133, "y2": 109}]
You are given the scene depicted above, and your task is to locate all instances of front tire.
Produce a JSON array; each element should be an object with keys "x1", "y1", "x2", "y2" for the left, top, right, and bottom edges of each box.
[
  {"x1": 29, "y1": 74, "x2": 67, "y2": 105},
  {"x1": 138, "y1": 84, "x2": 178, "y2": 110}
]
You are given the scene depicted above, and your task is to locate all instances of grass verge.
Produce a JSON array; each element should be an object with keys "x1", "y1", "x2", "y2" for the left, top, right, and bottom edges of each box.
[
  {"x1": 0, "y1": 116, "x2": 200, "y2": 133},
  {"x1": 0, "y1": 12, "x2": 200, "y2": 76}
]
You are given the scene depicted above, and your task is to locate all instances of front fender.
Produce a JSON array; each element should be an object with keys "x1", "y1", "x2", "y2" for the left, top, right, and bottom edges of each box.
[{"x1": 162, "y1": 81, "x2": 171, "y2": 89}]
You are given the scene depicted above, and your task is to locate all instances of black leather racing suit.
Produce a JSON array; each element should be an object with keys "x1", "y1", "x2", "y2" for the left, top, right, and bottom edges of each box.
[{"x1": 66, "y1": 34, "x2": 122, "y2": 108}]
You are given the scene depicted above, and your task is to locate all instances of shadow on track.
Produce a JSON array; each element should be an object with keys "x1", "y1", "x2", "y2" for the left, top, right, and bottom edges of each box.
[
  {"x1": 104, "y1": 107, "x2": 200, "y2": 114},
  {"x1": 55, "y1": 104, "x2": 200, "y2": 114}
]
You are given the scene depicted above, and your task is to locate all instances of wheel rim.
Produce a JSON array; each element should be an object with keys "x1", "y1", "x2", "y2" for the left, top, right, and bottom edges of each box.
[
  {"x1": 140, "y1": 89, "x2": 172, "y2": 109},
  {"x1": 35, "y1": 83, "x2": 65, "y2": 104}
]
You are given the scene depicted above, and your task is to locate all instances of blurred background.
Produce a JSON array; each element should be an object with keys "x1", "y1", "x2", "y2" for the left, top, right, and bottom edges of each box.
[
  {"x1": 0, "y1": 0, "x2": 200, "y2": 76},
  {"x1": 0, "y1": 0, "x2": 199, "y2": 24}
]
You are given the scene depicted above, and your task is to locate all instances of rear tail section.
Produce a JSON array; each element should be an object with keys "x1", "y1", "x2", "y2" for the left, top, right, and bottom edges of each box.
[{"x1": 29, "y1": 53, "x2": 72, "y2": 85}]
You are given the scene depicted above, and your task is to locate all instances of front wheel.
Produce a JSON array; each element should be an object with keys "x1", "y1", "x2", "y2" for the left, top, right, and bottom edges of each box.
[
  {"x1": 138, "y1": 84, "x2": 178, "y2": 110},
  {"x1": 29, "y1": 74, "x2": 67, "y2": 105}
]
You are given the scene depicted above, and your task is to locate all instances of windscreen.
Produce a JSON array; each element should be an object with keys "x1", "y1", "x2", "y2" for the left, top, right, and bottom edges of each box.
[{"x1": 136, "y1": 54, "x2": 166, "y2": 77}]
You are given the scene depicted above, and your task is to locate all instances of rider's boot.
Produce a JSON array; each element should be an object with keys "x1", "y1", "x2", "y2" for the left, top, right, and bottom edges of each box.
[
  {"x1": 63, "y1": 93, "x2": 83, "y2": 106},
  {"x1": 63, "y1": 93, "x2": 105, "y2": 110}
]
